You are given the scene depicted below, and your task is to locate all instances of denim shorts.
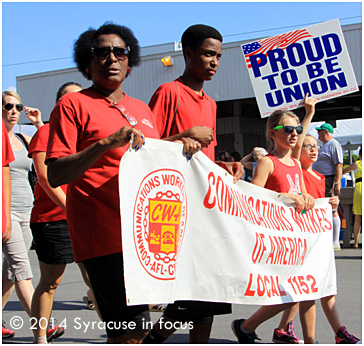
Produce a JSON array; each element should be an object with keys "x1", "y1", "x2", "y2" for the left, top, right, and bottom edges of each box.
[{"x1": 30, "y1": 220, "x2": 74, "y2": 265}]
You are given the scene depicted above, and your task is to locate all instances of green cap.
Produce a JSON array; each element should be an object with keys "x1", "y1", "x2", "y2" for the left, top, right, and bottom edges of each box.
[{"x1": 315, "y1": 123, "x2": 334, "y2": 134}]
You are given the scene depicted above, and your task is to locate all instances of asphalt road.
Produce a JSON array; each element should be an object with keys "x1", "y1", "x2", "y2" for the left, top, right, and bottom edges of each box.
[{"x1": 3, "y1": 247, "x2": 362, "y2": 344}]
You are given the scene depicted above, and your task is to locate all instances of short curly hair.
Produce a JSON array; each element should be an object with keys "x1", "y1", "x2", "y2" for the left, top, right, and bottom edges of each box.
[
  {"x1": 181, "y1": 24, "x2": 222, "y2": 56},
  {"x1": 73, "y1": 22, "x2": 141, "y2": 80}
]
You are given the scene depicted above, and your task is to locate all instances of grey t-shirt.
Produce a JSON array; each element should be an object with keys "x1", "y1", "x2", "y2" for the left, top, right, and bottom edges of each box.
[
  {"x1": 312, "y1": 138, "x2": 343, "y2": 176},
  {"x1": 9, "y1": 145, "x2": 34, "y2": 212}
]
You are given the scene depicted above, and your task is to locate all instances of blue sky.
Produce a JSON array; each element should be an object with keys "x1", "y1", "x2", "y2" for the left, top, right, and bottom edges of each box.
[{"x1": 2, "y1": 2, "x2": 362, "y2": 91}]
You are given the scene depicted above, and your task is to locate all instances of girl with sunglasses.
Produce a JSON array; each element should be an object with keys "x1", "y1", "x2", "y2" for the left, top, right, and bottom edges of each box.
[
  {"x1": 232, "y1": 95, "x2": 316, "y2": 344},
  {"x1": 2, "y1": 90, "x2": 43, "y2": 339},
  {"x1": 272, "y1": 96, "x2": 360, "y2": 344}
]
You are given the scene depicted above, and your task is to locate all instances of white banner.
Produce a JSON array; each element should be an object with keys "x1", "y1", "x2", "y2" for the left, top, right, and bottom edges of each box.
[
  {"x1": 120, "y1": 139, "x2": 337, "y2": 306},
  {"x1": 241, "y1": 19, "x2": 358, "y2": 117}
]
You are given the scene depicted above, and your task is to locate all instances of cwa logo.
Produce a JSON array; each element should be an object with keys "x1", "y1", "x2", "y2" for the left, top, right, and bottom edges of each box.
[{"x1": 133, "y1": 169, "x2": 187, "y2": 280}]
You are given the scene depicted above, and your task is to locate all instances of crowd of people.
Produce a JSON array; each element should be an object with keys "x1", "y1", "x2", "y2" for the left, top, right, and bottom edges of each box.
[{"x1": 2, "y1": 21, "x2": 361, "y2": 345}]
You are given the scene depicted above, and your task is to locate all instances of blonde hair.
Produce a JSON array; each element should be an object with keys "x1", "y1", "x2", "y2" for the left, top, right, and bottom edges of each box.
[
  {"x1": 266, "y1": 110, "x2": 299, "y2": 152},
  {"x1": 2, "y1": 90, "x2": 21, "y2": 104}
]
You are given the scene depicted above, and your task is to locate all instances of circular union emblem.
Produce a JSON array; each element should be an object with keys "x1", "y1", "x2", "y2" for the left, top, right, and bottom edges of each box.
[{"x1": 133, "y1": 169, "x2": 187, "y2": 280}]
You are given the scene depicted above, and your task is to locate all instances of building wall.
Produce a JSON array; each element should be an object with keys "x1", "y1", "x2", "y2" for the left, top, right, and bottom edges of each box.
[{"x1": 17, "y1": 23, "x2": 362, "y2": 156}]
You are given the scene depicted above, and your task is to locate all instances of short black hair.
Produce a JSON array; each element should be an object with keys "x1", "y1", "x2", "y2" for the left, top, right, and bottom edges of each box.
[
  {"x1": 230, "y1": 151, "x2": 242, "y2": 162},
  {"x1": 56, "y1": 82, "x2": 83, "y2": 103},
  {"x1": 181, "y1": 24, "x2": 222, "y2": 53},
  {"x1": 216, "y1": 151, "x2": 232, "y2": 162},
  {"x1": 73, "y1": 22, "x2": 141, "y2": 80}
]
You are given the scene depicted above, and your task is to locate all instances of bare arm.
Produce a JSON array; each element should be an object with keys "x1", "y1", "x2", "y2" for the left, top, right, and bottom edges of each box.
[
  {"x1": 343, "y1": 161, "x2": 357, "y2": 175},
  {"x1": 334, "y1": 163, "x2": 343, "y2": 196},
  {"x1": 2, "y1": 166, "x2": 12, "y2": 244},
  {"x1": 251, "y1": 156, "x2": 273, "y2": 187},
  {"x1": 33, "y1": 152, "x2": 66, "y2": 210},
  {"x1": 292, "y1": 93, "x2": 317, "y2": 160},
  {"x1": 47, "y1": 126, "x2": 145, "y2": 188},
  {"x1": 240, "y1": 152, "x2": 254, "y2": 171},
  {"x1": 166, "y1": 126, "x2": 214, "y2": 148},
  {"x1": 24, "y1": 106, "x2": 44, "y2": 129}
]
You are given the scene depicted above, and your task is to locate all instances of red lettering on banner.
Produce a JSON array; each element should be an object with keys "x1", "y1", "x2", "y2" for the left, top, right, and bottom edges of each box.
[
  {"x1": 257, "y1": 274, "x2": 265, "y2": 296},
  {"x1": 203, "y1": 172, "x2": 216, "y2": 209},
  {"x1": 255, "y1": 199, "x2": 268, "y2": 228},
  {"x1": 319, "y1": 208, "x2": 332, "y2": 231},
  {"x1": 202, "y1": 172, "x2": 330, "y2": 237},
  {"x1": 288, "y1": 274, "x2": 318, "y2": 295},
  {"x1": 277, "y1": 276, "x2": 287, "y2": 296},
  {"x1": 244, "y1": 273, "x2": 255, "y2": 296},
  {"x1": 271, "y1": 277, "x2": 279, "y2": 297},
  {"x1": 266, "y1": 235, "x2": 307, "y2": 266},
  {"x1": 252, "y1": 233, "x2": 267, "y2": 264},
  {"x1": 244, "y1": 273, "x2": 286, "y2": 297},
  {"x1": 290, "y1": 208, "x2": 328, "y2": 233},
  {"x1": 280, "y1": 206, "x2": 294, "y2": 231}
]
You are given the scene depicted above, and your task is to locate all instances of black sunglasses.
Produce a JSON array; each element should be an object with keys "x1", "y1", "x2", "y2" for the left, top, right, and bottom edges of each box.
[
  {"x1": 91, "y1": 46, "x2": 130, "y2": 61},
  {"x1": 3, "y1": 103, "x2": 24, "y2": 112},
  {"x1": 273, "y1": 125, "x2": 303, "y2": 135}
]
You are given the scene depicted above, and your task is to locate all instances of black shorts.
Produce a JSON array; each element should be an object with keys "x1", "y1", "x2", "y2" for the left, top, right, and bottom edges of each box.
[
  {"x1": 82, "y1": 252, "x2": 150, "y2": 338},
  {"x1": 30, "y1": 220, "x2": 74, "y2": 265},
  {"x1": 164, "y1": 301, "x2": 232, "y2": 324},
  {"x1": 324, "y1": 175, "x2": 335, "y2": 197}
]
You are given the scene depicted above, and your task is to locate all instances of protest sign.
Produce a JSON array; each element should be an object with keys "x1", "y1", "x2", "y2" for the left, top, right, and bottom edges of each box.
[
  {"x1": 241, "y1": 19, "x2": 358, "y2": 117},
  {"x1": 120, "y1": 139, "x2": 337, "y2": 306}
]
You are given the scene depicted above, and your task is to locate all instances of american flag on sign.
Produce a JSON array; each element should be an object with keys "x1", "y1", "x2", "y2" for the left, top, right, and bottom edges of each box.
[{"x1": 242, "y1": 29, "x2": 312, "y2": 68}]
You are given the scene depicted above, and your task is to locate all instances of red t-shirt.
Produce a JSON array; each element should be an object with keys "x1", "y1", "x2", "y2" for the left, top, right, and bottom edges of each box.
[
  {"x1": 28, "y1": 123, "x2": 67, "y2": 223},
  {"x1": 149, "y1": 77, "x2": 217, "y2": 161},
  {"x1": 2, "y1": 121, "x2": 15, "y2": 233},
  {"x1": 302, "y1": 169, "x2": 325, "y2": 199},
  {"x1": 46, "y1": 88, "x2": 160, "y2": 262},
  {"x1": 264, "y1": 153, "x2": 302, "y2": 194}
]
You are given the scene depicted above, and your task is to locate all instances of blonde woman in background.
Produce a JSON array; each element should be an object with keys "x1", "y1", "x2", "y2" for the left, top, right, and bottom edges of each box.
[
  {"x1": 2, "y1": 90, "x2": 43, "y2": 338},
  {"x1": 343, "y1": 147, "x2": 362, "y2": 248}
]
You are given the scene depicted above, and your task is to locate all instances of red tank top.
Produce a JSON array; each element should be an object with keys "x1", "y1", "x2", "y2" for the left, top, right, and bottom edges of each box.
[
  {"x1": 302, "y1": 169, "x2": 325, "y2": 199},
  {"x1": 264, "y1": 153, "x2": 302, "y2": 194}
]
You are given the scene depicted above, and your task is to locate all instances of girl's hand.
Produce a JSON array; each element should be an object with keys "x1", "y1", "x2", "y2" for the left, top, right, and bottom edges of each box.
[
  {"x1": 290, "y1": 194, "x2": 306, "y2": 213},
  {"x1": 303, "y1": 93, "x2": 318, "y2": 115},
  {"x1": 329, "y1": 196, "x2": 340, "y2": 210},
  {"x1": 24, "y1": 106, "x2": 43, "y2": 129},
  {"x1": 301, "y1": 193, "x2": 315, "y2": 212}
]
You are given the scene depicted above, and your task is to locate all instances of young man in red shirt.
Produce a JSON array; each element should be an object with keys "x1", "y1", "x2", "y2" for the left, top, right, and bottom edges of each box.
[{"x1": 144, "y1": 24, "x2": 244, "y2": 344}]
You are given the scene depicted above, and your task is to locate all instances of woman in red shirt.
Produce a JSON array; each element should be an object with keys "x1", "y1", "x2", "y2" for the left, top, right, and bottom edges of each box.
[
  {"x1": 28, "y1": 82, "x2": 85, "y2": 344},
  {"x1": 46, "y1": 23, "x2": 200, "y2": 344}
]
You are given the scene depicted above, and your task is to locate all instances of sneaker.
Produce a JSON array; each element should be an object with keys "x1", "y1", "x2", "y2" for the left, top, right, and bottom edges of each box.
[
  {"x1": 231, "y1": 319, "x2": 261, "y2": 344},
  {"x1": 334, "y1": 243, "x2": 341, "y2": 251},
  {"x1": 2, "y1": 321, "x2": 15, "y2": 339},
  {"x1": 149, "y1": 304, "x2": 167, "y2": 312},
  {"x1": 289, "y1": 320, "x2": 304, "y2": 344},
  {"x1": 273, "y1": 328, "x2": 301, "y2": 344},
  {"x1": 47, "y1": 325, "x2": 65, "y2": 343},
  {"x1": 335, "y1": 326, "x2": 361, "y2": 344}
]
